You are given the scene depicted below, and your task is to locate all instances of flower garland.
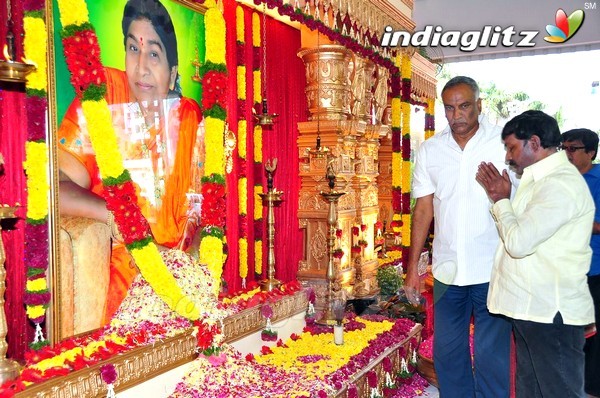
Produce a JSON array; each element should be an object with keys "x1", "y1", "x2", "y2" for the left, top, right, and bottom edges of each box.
[
  {"x1": 252, "y1": 11, "x2": 264, "y2": 275},
  {"x1": 198, "y1": 0, "x2": 228, "y2": 297},
  {"x1": 236, "y1": 5, "x2": 249, "y2": 287},
  {"x1": 425, "y1": 98, "x2": 435, "y2": 140},
  {"x1": 399, "y1": 53, "x2": 412, "y2": 266},
  {"x1": 55, "y1": 0, "x2": 201, "y2": 319},
  {"x1": 390, "y1": 53, "x2": 403, "y2": 253},
  {"x1": 22, "y1": 0, "x2": 50, "y2": 350}
]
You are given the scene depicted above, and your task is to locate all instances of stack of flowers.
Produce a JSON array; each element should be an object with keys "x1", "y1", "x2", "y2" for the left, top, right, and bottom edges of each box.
[
  {"x1": 0, "y1": 252, "x2": 227, "y2": 396},
  {"x1": 260, "y1": 304, "x2": 278, "y2": 342},
  {"x1": 170, "y1": 345, "x2": 332, "y2": 397}
]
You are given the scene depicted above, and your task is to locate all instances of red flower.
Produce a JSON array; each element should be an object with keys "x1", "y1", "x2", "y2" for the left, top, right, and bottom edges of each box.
[
  {"x1": 201, "y1": 71, "x2": 227, "y2": 110},
  {"x1": 351, "y1": 226, "x2": 359, "y2": 236},
  {"x1": 62, "y1": 30, "x2": 106, "y2": 97},
  {"x1": 360, "y1": 224, "x2": 367, "y2": 232},
  {"x1": 335, "y1": 229, "x2": 343, "y2": 238}
]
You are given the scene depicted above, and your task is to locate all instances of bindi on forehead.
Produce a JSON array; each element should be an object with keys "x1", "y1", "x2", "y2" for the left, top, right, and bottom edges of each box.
[{"x1": 139, "y1": 37, "x2": 143, "y2": 46}]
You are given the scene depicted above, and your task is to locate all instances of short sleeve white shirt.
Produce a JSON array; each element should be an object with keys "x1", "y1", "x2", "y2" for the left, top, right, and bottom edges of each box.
[{"x1": 412, "y1": 116, "x2": 508, "y2": 286}]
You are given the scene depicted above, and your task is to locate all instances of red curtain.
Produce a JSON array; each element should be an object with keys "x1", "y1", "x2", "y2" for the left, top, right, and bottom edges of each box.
[
  {"x1": 262, "y1": 15, "x2": 306, "y2": 283},
  {"x1": 222, "y1": 0, "x2": 306, "y2": 290},
  {"x1": 0, "y1": 0, "x2": 33, "y2": 360}
]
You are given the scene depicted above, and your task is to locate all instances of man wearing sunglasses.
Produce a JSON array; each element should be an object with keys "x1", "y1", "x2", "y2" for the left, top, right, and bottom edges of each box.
[{"x1": 562, "y1": 128, "x2": 600, "y2": 398}]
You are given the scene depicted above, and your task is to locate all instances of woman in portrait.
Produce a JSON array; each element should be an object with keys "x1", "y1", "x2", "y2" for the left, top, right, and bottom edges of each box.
[{"x1": 57, "y1": 0, "x2": 204, "y2": 331}]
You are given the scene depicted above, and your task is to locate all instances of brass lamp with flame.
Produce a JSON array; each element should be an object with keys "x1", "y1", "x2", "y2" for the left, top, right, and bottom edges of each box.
[
  {"x1": 254, "y1": 3, "x2": 278, "y2": 127},
  {"x1": 0, "y1": 1, "x2": 36, "y2": 84}
]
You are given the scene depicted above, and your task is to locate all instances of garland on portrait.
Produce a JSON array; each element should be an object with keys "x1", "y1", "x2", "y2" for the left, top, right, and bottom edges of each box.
[
  {"x1": 198, "y1": 0, "x2": 228, "y2": 297},
  {"x1": 22, "y1": 0, "x2": 50, "y2": 350}
]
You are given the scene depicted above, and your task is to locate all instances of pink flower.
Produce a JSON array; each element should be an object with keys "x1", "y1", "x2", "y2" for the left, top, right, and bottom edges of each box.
[{"x1": 99, "y1": 363, "x2": 117, "y2": 384}]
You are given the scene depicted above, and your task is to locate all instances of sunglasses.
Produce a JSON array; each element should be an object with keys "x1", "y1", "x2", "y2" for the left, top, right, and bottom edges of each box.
[{"x1": 561, "y1": 145, "x2": 586, "y2": 153}]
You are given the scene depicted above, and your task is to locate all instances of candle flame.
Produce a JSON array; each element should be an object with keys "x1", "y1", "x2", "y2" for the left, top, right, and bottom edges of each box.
[
  {"x1": 3, "y1": 45, "x2": 11, "y2": 62},
  {"x1": 22, "y1": 58, "x2": 37, "y2": 68}
]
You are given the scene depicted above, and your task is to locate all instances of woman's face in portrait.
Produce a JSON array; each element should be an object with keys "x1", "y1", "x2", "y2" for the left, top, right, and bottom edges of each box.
[{"x1": 125, "y1": 18, "x2": 177, "y2": 105}]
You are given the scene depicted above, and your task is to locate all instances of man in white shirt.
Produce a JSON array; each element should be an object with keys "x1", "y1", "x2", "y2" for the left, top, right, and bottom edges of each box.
[
  {"x1": 405, "y1": 76, "x2": 512, "y2": 397},
  {"x1": 477, "y1": 110, "x2": 594, "y2": 398}
]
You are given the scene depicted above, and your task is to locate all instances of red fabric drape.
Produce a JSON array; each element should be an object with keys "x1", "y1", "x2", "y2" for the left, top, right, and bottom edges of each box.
[
  {"x1": 223, "y1": 0, "x2": 241, "y2": 293},
  {"x1": 0, "y1": 0, "x2": 33, "y2": 360},
  {"x1": 222, "y1": 1, "x2": 306, "y2": 290},
  {"x1": 262, "y1": 17, "x2": 306, "y2": 283}
]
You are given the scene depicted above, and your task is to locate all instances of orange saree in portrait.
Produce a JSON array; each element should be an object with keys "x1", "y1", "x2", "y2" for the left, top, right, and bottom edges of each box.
[{"x1": 58, "y1": 67, "x2": 204, "y2": 322}]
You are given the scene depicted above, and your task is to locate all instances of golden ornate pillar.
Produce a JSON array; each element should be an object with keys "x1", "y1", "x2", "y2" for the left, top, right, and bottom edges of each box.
[{"x1": 296, "y1": 43, "x2": 390, "y2": 304}]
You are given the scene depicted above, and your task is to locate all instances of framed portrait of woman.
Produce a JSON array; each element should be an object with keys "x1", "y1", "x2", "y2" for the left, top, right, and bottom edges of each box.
[{"x1": 49, "y1": 0, "x2": 207, "y2": 342}]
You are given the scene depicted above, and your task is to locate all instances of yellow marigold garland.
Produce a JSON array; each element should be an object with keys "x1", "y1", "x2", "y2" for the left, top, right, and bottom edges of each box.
[
  {"x1": 23, "y1": 142, "x2": 49, "y2": 221},
  {"x1": 199, "y1": 0, "x2": 227, "y2": 294},
  {"x1": 23, "y1": 2, "x2": 51, "y2": 349},
  {"x1": 252, "y1": 11, "x2": 264, "y2": 275},
  {"x1": 236, "y1": 5, "x2": 249, "y2": 284}
]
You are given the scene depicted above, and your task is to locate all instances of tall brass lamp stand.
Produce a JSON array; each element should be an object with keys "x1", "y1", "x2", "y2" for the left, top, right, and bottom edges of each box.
[
  {"x1": 259, "y1": 159, "x2": 284, "y2": 291},
  {"x1": 317, "y1": 161, "x2": 346, "y2": 325}
]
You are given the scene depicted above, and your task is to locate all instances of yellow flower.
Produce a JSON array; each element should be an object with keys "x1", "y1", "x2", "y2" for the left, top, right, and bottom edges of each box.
[
  {"x1": 401, "y1": 102, "x2": 411, "y2": 135},
  {"x1": 238, "y1": 120, "x2": 247, "y2": 159},
  {"x1": 253, "y1": 70, "x2": 262, "y2": 103},
  {"x1": 24, "y1": 142, "x2": 49, "y2": 221},
  {"x1": 255, "y1": 240, "x2": 263, "y2": 274},
  {"x1": 401, "y1": 214, "x2": 411, "y2": 246},
  {"x1": 23, "y1": 17, "x2": 47, "y2": 91},
  {"x1": 81, "y1": 100, "x2": 125, "y2": 179},
  {"x1": 401, "y1": 53, "x2": 412, "y2": 79},
  {"x1": 205, "y1": 7, "x2": 226, "y2": 65},
  {"x1": 237, "y1": 66, "x2": 246, "y2": 100},
  {"x1": 402, "y1": 160, "x2": 412, "y2": 193},
  {"x1": 239, "y1": 238, "x2": 248, "y2": 279},
  {"x1": 57, "y1": 0, "x2": 90, "y2": 27},
  {"x1": 26, "y1": 278, "x2": 47, "y2": 292},
  {"x1": 392, "y1": 152, "x2": 402, "y2": 188},
  {"x1": 236, "y1": 6, "x2": 245, "y2": 43},
  {"x1": 252, "y1": 13, "x2": 261, "y2": 47},
  {"x1": 238, "y1": 177, "x2": 247, "y2": 215},
  {"x1": 200, "y1": 235, "x2": 224, "y2": 297},
  {"x1": 255, "y1": 318, "x2": 393, "y2": 378},
  {"x1": 204, "y1": 117, "x2": 225, "y2": 176},
  {"x1": 26, "y1": 305, "x2": 45, "y2": 320},
  {"x1": 391, "y1": 98, "x2": 401, "y2": 128},
  {"x1": 131, "y1": 243, "x2": 200, "y2": 320},
  {"x1": 254, "y1": 126, "x2": 262, "y2": 163},
  {"x1": 254, "y1": 185, "x2": 263, "y2": 220}
]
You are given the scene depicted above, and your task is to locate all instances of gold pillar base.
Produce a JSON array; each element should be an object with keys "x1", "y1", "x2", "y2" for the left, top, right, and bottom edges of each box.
[{"x1": 0, "y1": 359, "x2": 19, "y2": 385}]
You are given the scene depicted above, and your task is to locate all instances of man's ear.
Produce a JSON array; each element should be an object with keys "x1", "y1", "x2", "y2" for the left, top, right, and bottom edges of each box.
[
  {"x1": 529, "y1": 135, "x2": 541, "y2": 151},
  {"x1": 476, "y1": 98, "x2": 482, "y2": 115}
]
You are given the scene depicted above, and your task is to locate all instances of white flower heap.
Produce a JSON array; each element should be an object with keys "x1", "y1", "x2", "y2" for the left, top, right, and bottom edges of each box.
[{"x1": 108, "y1": 250, "x2": 229, "y2": 342}]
